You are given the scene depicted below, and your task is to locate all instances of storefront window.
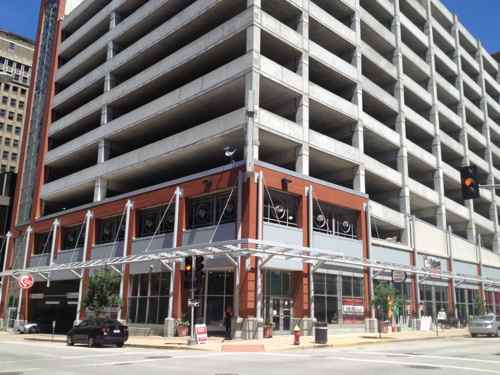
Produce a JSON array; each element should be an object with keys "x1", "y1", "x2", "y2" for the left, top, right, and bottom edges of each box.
[
  {"x1": 128, "y1": 272, "x2": 170, "y2": 325},
  {"x1": 419, "y1": 285, "x2": 434, "y2": 317},
  {"x1": 197, "y1": 271, "x2": 234, "y2": 326},
  {"x1": 313, "y1": 201, "x2": 358, "y2": 238},
  {"x1": 485, "y1": 291, "x2": 495, "y2": 314},
  {"x1": 341, "y1": 275, "x2": 364, "y2": 323},
  {"x1": 435, "y1": 286, "x2": 448, "y2": 315},
  {"x1": 313, "y1": 273, "x2": 338, "y2": 324},
  {"x1": 373, "y1": 280, "x2": 412, "y2": 321},
  {"x1": 263, "y1": 271, "x2": 294, "y2": 331}
]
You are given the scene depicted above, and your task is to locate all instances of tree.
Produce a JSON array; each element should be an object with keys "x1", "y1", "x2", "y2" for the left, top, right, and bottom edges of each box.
[
  {"x1": 473, "y1": 293, "x2": 486, "y2": 317},
  {"x1": 371, "y1": 283, "x2": 396, "y2": 338},
  {"x1": 84, "y1": 268, "x2": 121, "y2": 318}
]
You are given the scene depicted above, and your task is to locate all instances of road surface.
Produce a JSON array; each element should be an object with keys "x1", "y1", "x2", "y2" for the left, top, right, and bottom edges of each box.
[{"x1": 0, "y1": 335, "x2": 499, "y2": 374}]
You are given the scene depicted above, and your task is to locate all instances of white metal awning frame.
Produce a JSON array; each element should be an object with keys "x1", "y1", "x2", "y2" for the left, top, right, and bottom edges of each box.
[{"x1": 1, "y1": 238, "x2": 500, "y2": 288}]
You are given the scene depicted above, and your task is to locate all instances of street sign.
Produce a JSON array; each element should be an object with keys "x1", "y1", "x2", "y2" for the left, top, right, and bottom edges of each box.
[
  {"x1": 188, "y1": 299, "x2": 200, "y2": 307},
  {"x1": 17, "y1": 274, "x2": 34, "y2": 290},
  {"x1": 195, "y1": 324, "x2": 208, "y2": 344},
  {"x1": 437, "y1": 311, "x2": 447, "y2": 321},
  {"x1": 391, "y1": 270, "x2": 406, "y2": 283}
]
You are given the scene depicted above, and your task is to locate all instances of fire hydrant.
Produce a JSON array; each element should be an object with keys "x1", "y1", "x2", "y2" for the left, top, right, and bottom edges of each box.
[{"x1": 293, "y1": 324, "x2": 301, "y2": 345}]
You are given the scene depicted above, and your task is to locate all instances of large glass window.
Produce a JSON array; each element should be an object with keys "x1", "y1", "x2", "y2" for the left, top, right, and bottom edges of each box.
[
  {"x1": 313, "y1": 273, "x2": 339, "y2": 324},
  {"x1": 373, "y1": 279, "x2": 412, "y2": 320},
  {"x1": 96, "y1": 216, "x2": 125, "y2": 244},
  {"x1": 341, "y1": 275, "x2": 364, "y2": 323},
  {"x1": 197, "y1": 271, "x2": 234, "y2": 326},
  {"x1": 419, "y1": 284, "x2": 434, "y2": 317},
  {"x1": 313, "y1": 201, "x2": 358, "y2": 238},
  {"x1": 128, "y1": 272, "x2": 171, "y2": 325},
  {"x1": 34, "y1": 232, "x2": 51, "y2": 255},
  {"x1": 61, "y1": 225, "x2": 85, "y2": 250},
  {"x1": 137, "y1": 205, "x2": 174, "y2": 237},
  {"x1": 187, "y1": 191, "x2": 236, "y2": 229},
  {"x1": 435, "y1": 286, "x2": 449, "y2": 315},
  {"x1": 263, "y1": 190, "x2": 299, "y2": 227},
  {"x1": 264, "y1": 270, "x2": 293, "y2": 298}
]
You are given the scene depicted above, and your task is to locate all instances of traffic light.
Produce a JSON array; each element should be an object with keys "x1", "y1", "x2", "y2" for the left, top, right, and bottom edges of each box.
[
  {"x1": 184, "y1": 256, "x2": 193, "y2": 289},
  {"x1": 195, "y1": 256, "x2": 204, "y2": 291},
  {"x1": 461, "y1": 165, "x2": 480, "y2": 200}
]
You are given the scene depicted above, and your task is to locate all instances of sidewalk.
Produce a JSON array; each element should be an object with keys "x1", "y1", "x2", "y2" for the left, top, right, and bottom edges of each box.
[{"x1": 5, "y1": 328, "x2": 468, "y2": 352}]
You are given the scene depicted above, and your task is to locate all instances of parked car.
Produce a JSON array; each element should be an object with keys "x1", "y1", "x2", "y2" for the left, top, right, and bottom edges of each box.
[
  {"x1": 15, "y1": 322, "x2": 40, "y2": 334},
  {"x1": 67, "y1": 319, "x2": 128, "y2": 347},
  {"x1": 469, "y1": 314, "x2": 500, "y2": 337}
]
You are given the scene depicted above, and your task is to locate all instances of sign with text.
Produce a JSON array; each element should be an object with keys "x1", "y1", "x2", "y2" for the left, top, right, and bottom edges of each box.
[
  {"x1": 391, "y1": 270, "x2": 407, "y2": 283},
  {"x1": 195, "y1": 324, "x2": 208, "y2": 344}
]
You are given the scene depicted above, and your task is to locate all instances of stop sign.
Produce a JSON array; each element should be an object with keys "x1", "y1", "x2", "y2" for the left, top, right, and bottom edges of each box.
[{"x1": 17, "y1": 274, "x2": 34, "y2": 290}]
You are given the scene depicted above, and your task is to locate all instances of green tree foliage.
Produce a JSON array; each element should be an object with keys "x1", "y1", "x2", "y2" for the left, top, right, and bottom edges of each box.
[
  {"x1": 473, "y1": 293, "x2": 486, "y2": 316},
  {"x1": 371, "y1": 283, "x2": 396, "y2": 321},
  {"x1": 84, "y1": 268, "x2": 121, "y2": 317}
]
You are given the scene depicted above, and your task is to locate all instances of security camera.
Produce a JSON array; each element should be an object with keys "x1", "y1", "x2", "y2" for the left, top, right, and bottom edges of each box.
[{"x1": 224, "y1": 146, "x2": 237, "y2": 161}]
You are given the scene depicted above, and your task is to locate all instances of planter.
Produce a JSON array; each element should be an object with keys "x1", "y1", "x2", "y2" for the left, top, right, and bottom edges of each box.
[
  {"x1": 176, "y1": 325, "x2": 189, "y2": 337},
  {"x1": 263, "y1": 325, "x2": 273, "y2": 339}
]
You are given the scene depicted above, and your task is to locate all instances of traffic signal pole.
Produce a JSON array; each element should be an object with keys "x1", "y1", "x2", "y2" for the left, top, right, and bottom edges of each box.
[{"x1": 190, "y1": 255, "x2": 196, "y2": 342}]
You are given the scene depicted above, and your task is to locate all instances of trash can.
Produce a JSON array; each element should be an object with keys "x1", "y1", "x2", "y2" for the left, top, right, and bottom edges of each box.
[{"x1": 315, "y1": 322, "x2": 328, "y2": 344}]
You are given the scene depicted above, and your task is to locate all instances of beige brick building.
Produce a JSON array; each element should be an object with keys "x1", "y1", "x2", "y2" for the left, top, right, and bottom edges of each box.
[{"x1": 0, "y1": 30, "x2": 34, "y2": 173}]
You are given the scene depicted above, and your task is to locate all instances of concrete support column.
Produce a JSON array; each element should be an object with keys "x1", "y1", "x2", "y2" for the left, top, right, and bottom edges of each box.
[
  {"x1": 424, "y1": 0, "x2": 447, "y2": 230},
  {"x1": 110, "y1": 11, "x2": 121, "y2": 30},
  {"x1": 244, "y1": 4, "x2": 261, "y2": 173},
  {"x1": 393, "y1": 0, "x2": 411, "y2": 245},
  {"x1": 452, "y1": 15, "x2": 476, "y2": 242},
  {"x1": 295, "y1": 4, "x2": 310, "y2": 176},
  {"x1": 352, "y1": 0, "x2": 365, "y2": 193},
  {"x1": 93, "y1": 177, "x2": 108, "y2": 203},
  {"x1": 476, "y1": 41, "x2": 500, "y2": 253},
  {"x1": 97, "y1": 139, "x2": 111, "y2": 164}
]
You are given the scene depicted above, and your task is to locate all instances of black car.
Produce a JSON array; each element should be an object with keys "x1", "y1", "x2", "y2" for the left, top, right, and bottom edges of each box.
[{"x1": 67, "y1": 319, "x2": 128, "y2": 347}]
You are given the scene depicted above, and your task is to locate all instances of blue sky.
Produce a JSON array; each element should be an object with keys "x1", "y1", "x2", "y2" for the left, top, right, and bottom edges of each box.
[{"x1": 0, "y1": 0, "x2": 499, "y2": 53}]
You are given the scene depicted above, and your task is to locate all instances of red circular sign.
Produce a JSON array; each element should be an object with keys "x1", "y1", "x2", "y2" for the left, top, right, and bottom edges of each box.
[{"x1": 17, "y1": 274, "x2": 34, "y2": 290}]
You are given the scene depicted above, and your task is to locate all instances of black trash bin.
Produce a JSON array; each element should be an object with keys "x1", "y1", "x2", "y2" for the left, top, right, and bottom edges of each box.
[{"x1": 315, "y1": 322, "x2": 328, "y2": 344}]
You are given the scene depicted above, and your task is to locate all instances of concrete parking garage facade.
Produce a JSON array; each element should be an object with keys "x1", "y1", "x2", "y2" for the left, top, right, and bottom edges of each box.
[{"x1": 1, "y1": 0, "x2": 500, "y2": 336}]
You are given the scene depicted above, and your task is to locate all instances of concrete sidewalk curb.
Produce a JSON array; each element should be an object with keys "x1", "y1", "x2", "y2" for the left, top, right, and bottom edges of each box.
[{"x1": 21, "y1": 331, "x2": 468, "y2": 352}]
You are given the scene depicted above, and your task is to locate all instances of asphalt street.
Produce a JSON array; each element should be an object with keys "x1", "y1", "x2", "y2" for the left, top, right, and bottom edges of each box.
[{"x1": 1, "y1": 335, "x2": 500, "y2": 375}]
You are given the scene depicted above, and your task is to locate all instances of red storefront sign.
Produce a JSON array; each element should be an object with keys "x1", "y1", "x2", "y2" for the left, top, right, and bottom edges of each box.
[{"x1": 195, "y1": 324, "x2": 208, "y2": 344}]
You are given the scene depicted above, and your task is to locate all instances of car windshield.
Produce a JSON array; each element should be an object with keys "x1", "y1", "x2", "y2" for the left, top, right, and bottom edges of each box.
[{"x1": 477, "y1": 315, "x2": 495, "y2": 321}]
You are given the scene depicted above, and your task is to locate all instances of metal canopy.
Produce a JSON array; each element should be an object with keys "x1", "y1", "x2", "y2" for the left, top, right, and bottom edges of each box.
[{"x1": 1, "y1": 238, "x2": 500, "y2": 287}]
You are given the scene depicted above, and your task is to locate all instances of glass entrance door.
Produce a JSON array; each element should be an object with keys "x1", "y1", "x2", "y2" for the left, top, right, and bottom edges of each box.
[{"x1": 265, "y1": 298, "x2": 293, "y2": 333}]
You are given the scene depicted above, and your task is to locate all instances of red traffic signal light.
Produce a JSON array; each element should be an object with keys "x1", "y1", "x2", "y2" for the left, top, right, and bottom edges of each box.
[{"x1": 461, "y1": 165, "x2": 480, "y2": 200}]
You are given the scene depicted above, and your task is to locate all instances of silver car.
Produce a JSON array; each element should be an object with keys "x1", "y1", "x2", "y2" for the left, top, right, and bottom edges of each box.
[{"x1": 469, "y1": 314, "x2": 500, "y2": 337}]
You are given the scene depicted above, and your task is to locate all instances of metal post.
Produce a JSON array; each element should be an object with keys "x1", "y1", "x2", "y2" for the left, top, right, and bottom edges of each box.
[
  {"x1": 366, "y1": 203, "x2": 375, "y2": 319},
  {"x1": 168, "y1": 187, "x2": 181, "y2": 319},
  {"x1": 16, "y1": 226, "x2": 32, "y2": 323},
  {"x1": 75, "y1": 211, "x2": 92, "y2": 323},
  {"x1": 190, "y1": 255, "x2": 196, "y2": 341},
  {"x1": 256, "y1": 171, "x2": 263, "y2": 322},
  {"x1": 0, "y1": 231, "x2": 12, "y2": 314},
  {"x1": 48, "y1": 219, "x2": 60, "y2": 288},
  {"x1": 117, "y1": 200, "x2": 133, "y2": 321},
  {"x1": 234, "y1": 172, "x2": 243, "y2": 320}
]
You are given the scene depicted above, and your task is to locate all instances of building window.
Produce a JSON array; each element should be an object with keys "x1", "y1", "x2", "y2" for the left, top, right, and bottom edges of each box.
[
  {"x1": 137, "y1": 205, "x2": 174, "y2": 238},
  {"x1": 341, "y1": 275, "x2": 365, "y2": 323},
  {"x1": 4, "y1": 138, "x2": 10, "y2": 146},
  {"x1": 16, "y1": 114, "x2": 22, "y2": 122},
  {"x1": 11, "y1": 153, "x2": 17, "y2": 161},
  {"x1": 10, "y1": 98, "x2": 16, "y2": 107},
  {"x1": 6, "y1": 125, "x2": 12, "y2": 132},
  {"x1": 20, "y1": 88, "x2": 26, "y2": 96},
  {"x1": 0, "y1": 123, "x2": 3, "y2": 130},
  {"x1": 7, "y1": 112, "x2": 14, "y2": 120},
  {"x1": 128, "y1": 272, "x2": 171, "y2": 324},
  {"x1": 0, "y1": 165, "x2": 5, "y2": 172},
  {"x1": 96, "y1": 216, "x2": 125, "y2": 244},
  {"x1": 313, "y1": 201, "x2": 358, "y2": 238},
  {"x1": 196, "y1": 271, "x2": 234, "y2": 326},
  {"x1": 13, "y1": 139, "x2": 18, "y2": 147},
  {"x1": 12, "y1": 85, "x2": 18, "y2": 93},
  {"x1": 373, "y1": 279, "x2": 412, "y2": 320},
  {"x1": 19, "y1": 101, "x2": 24, "y2": 109},
  {"x1": 8, "y1": 42, "x2": 15, "y2": 51},
  {"x1": 3, "y1": 84, "x2": 10, "y2": 91},
  {"x1": 61, "y1": 225, "x2": 85, "y2": 250},
  {"x1": 9, "y1": 166, "x2": 15, "y2": 172},
  {"x1": 263, "y1": 190, "x2": 299, "y2": 227},
  {"x1": 313, "y1": 273, "x2": 339, "y2": 324},
  {"x1": 2, "y1": 152, "x2": 8, "y2": 160},
  {"x1": 34, "y1": 232, "x2": 51, "y2": 255},
  {"x1": 15, "y1": 126, "x2": 20, "y2": 135},
  {"x1": 0, "y1": 110, "x2": 5, "y2": 118},
  {"x1": 187, "y1": 191, "x2": 236, "y2": 229},
  {"x1": 1, "y1": 96, "x2": 7, "y2": 104}
]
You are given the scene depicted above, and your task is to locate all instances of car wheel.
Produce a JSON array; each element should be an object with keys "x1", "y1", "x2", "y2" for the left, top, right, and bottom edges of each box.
[
  {"x1": 116, "y1": 342, "x2": 124, "y2": 348},
  {"x1": 67, "y1": 335, "x2": 74, "y2": 346},
  {"x1": 88, "y1": 337, "x2": 94, "y2": 348}
]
